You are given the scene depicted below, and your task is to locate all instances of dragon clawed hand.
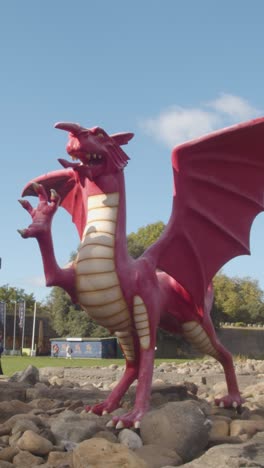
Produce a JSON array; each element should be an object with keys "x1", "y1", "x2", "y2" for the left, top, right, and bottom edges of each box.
[{"x1": 18, "y1": 183, "x2": 60, "y2": 239}]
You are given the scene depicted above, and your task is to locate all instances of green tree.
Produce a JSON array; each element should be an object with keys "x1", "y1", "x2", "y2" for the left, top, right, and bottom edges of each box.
[
  {"x1": 0, "y1": 284, "x2": 46, "y2": 317},
  {"x1": 127, "y1": 221, "x2": 165, "y2": 258},
  {"x1": 213, "y1": 274, "x2": 264, "y2": 324},
  {"x1": 46, "y1": 287, "x2": 110, "y2": 338}
]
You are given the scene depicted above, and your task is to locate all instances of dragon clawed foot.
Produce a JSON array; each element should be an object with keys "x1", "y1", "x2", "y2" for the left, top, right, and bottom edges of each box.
[
  {"x1": 85, "y1": 400, "x2": 121, "y2": 417},
  {"x1": 108, "y1": 408, "x2": 146, "y2": 430},
  {"x1": 85, "y1": 402, "x2": 146, "y2": 429},
  {"x1": 215, "y1": 394, "x2": 245, "y2": 411}
]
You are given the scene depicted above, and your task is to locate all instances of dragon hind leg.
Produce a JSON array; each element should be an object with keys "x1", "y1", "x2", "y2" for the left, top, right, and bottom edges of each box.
[
  {"x1": 85, "y1": 330, "x2": 138, "y2": 417},
  {"x1": 182, "y1": 320, "x2": 244, "y2": 409}
]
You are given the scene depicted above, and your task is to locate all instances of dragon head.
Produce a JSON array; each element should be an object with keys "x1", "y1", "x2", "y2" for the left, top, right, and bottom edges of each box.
[{"x1": 55, "y1": 122, "x2": 134, "y2": 180}]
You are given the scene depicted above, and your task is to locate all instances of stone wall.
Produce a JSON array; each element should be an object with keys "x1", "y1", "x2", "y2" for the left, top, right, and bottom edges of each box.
[
  {"x1": 156, "y1": 327, "x2": 264, "y2": 359},
  {"x1": 217, "y1": 327, "x2": 264, "y2": 359}
]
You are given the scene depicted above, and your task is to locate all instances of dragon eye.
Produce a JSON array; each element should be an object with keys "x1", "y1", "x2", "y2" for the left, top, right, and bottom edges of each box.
[{"x1": 97, "y1": 133, "x2": 104, "y2": 138}]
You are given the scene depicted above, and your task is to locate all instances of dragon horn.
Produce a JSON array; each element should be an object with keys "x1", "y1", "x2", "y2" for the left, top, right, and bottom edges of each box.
[{"x1": 54, "y1": 122, "x2": 87, "y2": 134}]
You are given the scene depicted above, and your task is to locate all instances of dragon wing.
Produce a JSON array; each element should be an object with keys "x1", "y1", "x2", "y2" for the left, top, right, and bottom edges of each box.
[
  {"x1": 22, "y1": 166, "x2": 88, "y2": 239},
  {"x1": 144, "y1": 117, "x2": 264, "y2": 307}
]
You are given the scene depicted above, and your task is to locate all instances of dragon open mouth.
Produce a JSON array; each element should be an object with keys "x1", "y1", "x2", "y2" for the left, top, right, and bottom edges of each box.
[{"x1": 71, "y1": 153, "x2": 104, "y2": 166}]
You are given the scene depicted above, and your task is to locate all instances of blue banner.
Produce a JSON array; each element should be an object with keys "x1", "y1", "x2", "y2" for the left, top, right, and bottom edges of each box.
[
  {"x1": 51, "y1": 339, "x2": 117, "y2": 358},
  {"x1": 18, "y1": 302, "x2": 25, "y2": 329},
  {"x1": 0, "y1": 302, "x2": 5, "y2": 326}
]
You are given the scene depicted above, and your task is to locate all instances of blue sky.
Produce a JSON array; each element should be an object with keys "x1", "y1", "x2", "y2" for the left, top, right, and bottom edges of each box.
[{"x1": 1, "y1": 1, "x2": 264, "y2": 302}]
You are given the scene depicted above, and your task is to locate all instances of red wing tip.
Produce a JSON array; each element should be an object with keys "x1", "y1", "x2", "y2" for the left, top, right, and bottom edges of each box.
[{"x1": 173, "y1": 116, "x2": 264, "y2": 153}]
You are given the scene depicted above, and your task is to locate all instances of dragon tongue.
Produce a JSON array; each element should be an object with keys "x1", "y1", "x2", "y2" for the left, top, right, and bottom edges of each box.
[{"x1": 58, "y1": 158, "x2": 80, "y2": 169}]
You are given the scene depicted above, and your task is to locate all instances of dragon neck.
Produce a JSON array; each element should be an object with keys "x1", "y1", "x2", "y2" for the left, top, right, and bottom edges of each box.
[{"x1": 85, "y1": 171, "x2": 128, "y2": 248}]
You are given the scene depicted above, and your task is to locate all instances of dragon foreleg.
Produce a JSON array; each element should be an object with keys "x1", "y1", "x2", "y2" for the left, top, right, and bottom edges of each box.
[{"x1": 18, "y1": 183, "x2": 76, "y2": 301}]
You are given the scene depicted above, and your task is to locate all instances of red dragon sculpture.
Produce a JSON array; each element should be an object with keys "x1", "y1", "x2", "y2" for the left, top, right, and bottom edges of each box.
[{"x1": 19, "y1": 117, "x2": 264, "y2": 429}]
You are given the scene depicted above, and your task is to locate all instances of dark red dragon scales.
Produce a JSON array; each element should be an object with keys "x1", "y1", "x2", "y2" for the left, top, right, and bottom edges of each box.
[{"x1": 19, "y1": 117, "x2": 264, "y2": 428}]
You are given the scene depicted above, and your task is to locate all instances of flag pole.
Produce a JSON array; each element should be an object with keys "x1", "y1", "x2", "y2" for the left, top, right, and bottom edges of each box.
[
  {"x1": 21, "y1": 301, "x2": 26, "y2": 354},
  {"x1": 3, "y1": 302, "x2": 6, "y2": 352},
  {"x1": 31, "y1": 302, "x2": 37, "y2": 356},
  {"x1": 12, "y1": 301, "x2": 17, "y2": 354}
]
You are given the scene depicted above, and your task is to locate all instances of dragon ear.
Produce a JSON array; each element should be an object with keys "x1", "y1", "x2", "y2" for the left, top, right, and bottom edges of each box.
[{"x1": 111, "y1": 132, "x2": 134, "y2": 146}]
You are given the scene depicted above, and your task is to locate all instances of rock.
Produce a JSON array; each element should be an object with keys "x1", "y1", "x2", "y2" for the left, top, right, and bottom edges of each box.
[
  {"x1": 151, "y1": 383, "x2": 189, "y2": 400},
  {"x1": 140, "y1": 400, "x2": 210, "y2": 462},
  {"x1": 61, "y1": 440, "x2": 78, "y2": 453},
  {"x1": 0, "y1": 400, "x2": 32, "y2": 423},
  {"x1": 13, "y1": 450, "x2": 44, "y2": 466},
  {"x1": 92, "y1": 430, "x2": 118, "y2": 443},
  {"x1": 47, "y1": 450, "x2": 73, "y2": 466},
  {"x1": 243, "y1": 380, "x2": 264, "y2": 398},
  {"x1": 49, "y1": 375, "x2": 66, "y2": 386},
  {"x1": 209, "y1": 416, "x2": 230, "y2": 439},
  {"x1": 0, "y1": 382, "x2": 26, "y2": 402},
  {"x1": 109, "y1": 364, "x2": 119, "y2": 370},
  {"x1": 152, "y1": 378, "x2": 165, "y2": 385},
  {"x1": 66, "y1": 399, "x2": 84, "y2": 411},
  {"x1": 8, "y1": 432, "x2": 21, "y2": 446},
  {"x1": 73, "y1": 437, "x2": 148, "y2": 467},
  {"x1": 135, "y1": 444, "x2": 182, "y2": 467},
  {"x1": 0, "y1": 446, "x2": 19, "y2": 462},
  {"x1": 118, "y1": 428, "x2": 143, "y2": 450},
  {"x1": 0, "y1": 413, "x2": 44, "y2": 436},
  {"x1": 182, "y1": 431, "x2": 264, "y2": 467},
  {"x1": 38, "y1": 427, "x2": 57, "y2": 444},
  {"x1": 11, "y1": 418, "x2": 40, "y2": 435},
  {"x1": 212, "y1": 381, "x2": 227, "y2": 398},
  {"x1": 38, "y1": 367, "x2": 65, "y2": 383},
  {"x1": 17, "y1": 430, "x2": 54, "y2": 455},
  {"x1": 0, "y1": 461, "x2": 14, "y2": 467},
  {"x1": 9, "y1": 365, "x2": 39, "y2": 385},
  {"x1": 26, "y1": 381, "x2": 107, "y2": 405},
  {"x1": 0, "y1": 436, "x2": 9, "y2": 446},
  {"x1": 207, "y1": 435, "x2": 242, "y2": 448},
  {"x1": 28, "y1": 397, "x2": 64, "y2": 411},
  {"x1": 50, "y1": 410, "x2": 104, "y2": 444},
  {"x1": 230, "y1": 419, "x2": 264, "y2": 437},
  {"x1": 149, "y1": 391, "x2": 168, "y2": 407}
]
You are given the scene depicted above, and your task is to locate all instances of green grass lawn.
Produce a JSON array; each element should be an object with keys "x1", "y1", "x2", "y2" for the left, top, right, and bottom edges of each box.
[{"x1": 0, "y1": 356, "x2": 189, "y2": 377}]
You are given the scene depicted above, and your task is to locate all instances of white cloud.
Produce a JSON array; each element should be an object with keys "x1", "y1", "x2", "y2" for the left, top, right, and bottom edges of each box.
[
  {"x1": 141, "y1": 94, "x2": 262, "y2": 148},
  {"x1": 208, "y1": 93, "x2": 261, "y2": 120}
]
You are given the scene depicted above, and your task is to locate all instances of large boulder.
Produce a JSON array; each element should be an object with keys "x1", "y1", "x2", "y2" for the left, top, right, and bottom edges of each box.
[
  {"x1": 9, "y1": 365, "x2": 39, "y2": 385},
  {"x1": 140, "y1": 400, "x2": 211, "y2": 462}
]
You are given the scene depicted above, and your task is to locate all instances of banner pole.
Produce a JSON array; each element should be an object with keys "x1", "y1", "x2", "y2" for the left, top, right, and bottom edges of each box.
[
  {"x1": 21, "y1": 301, "x2": 26, "y2": 353},
  {"x1": 31, "y1": 302, "x2": 37, "y2": 356},
  {"x1": 3, "y1": 302, "x2": 6, "y2": 352},
  {"x1": 12, "y1": 302, "x2": 17, "y2": 353}
]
